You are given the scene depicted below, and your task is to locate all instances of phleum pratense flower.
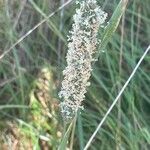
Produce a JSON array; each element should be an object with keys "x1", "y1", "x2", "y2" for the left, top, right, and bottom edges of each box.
[{"x1": 59, "y1": 0, "x2": 107, "y2": 121}]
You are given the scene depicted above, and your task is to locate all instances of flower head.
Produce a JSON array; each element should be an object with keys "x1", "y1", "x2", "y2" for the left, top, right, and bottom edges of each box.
[{"x1": 59, "y1": 0, "x2": 107, "y2": 121}]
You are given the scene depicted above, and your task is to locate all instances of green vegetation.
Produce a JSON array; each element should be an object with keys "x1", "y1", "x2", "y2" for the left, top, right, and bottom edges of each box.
[{"x1": 0, "y1": 0, "x2": 149, "y2": 149}]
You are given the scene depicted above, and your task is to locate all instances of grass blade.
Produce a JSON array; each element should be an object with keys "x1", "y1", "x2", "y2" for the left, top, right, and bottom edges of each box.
[
  {"x1": 84, "y1": 45, "x2": 150, "y2": 150},
  {"x1": 98, "y1": 0, "x2": 128, "y2": 55}
]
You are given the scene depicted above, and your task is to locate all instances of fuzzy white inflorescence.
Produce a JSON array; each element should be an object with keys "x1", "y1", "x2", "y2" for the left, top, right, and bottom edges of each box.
[{"x1": 59, "y1": 0, "x2": 107, "y2": 121}]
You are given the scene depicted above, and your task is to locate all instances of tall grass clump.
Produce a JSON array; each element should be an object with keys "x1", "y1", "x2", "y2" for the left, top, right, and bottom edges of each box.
[{"x1": 0, "y1": 0, "x2": 150, "y2": 149}]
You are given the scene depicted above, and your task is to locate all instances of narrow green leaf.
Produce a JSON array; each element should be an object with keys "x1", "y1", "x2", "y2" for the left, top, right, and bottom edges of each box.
[
  {"x1": 0, "y1": 105, "x2": 29, "y2": 109},
  {"x1": 77, "y1": 110, "x2": 84, "y2": 150},
  {"x1": 99, "y1": 0, "x2": 128, "y2": 53},
  {"x1": 58, "y1": 121, "x2": 73, "y2": 150}
]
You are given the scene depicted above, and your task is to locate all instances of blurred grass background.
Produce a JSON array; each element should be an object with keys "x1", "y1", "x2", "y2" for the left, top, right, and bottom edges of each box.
[{"x1": 0, "y1": 0, "x2": 150, "y2": 149}]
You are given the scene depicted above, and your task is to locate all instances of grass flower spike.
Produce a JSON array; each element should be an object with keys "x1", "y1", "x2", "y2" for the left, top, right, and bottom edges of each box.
[{"x1": 59, "y1": 0, "x2": 107, "y2": 121}]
